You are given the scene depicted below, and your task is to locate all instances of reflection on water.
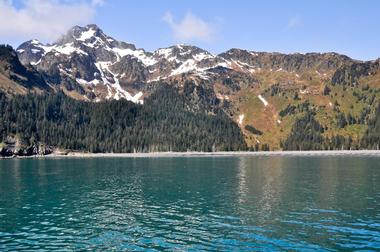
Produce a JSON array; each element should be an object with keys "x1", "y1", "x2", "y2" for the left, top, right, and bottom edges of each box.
[{"x1": 0, "y1": 156, "x2": 380, "y2": 251}]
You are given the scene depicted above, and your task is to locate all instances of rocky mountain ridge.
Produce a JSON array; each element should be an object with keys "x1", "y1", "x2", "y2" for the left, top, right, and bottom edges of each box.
[
  {"x1": 0, "y1": 45, "x2": 51, "y2": 95},
  {"x1": 16, "y1": 24, "x2": 231, "y2": 103},
  {"x1": 16, "y1": 24, "x2": 377, "y2": 104},
  {"x1": 2, "y1": 24, "x2": 379, "y2": 150}
]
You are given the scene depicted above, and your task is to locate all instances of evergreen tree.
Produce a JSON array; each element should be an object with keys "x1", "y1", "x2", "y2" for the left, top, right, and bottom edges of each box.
[{"x1": 0, "y1": 84, "x2": 247, "y2": 153}]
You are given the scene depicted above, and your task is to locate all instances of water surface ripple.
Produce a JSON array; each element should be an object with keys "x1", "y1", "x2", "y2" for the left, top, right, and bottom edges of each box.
[{"x1": 0, "y1": 156, "x2": 379, "y2": 251}]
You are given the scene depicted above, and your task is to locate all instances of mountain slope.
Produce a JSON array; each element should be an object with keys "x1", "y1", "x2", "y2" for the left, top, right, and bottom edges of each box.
[
  {"x1": 0, "y1": 84, "x2": 246, "y2": 155},
  {"x1": 9, "y1": 24, "x2": 380, "y2": 151},
  {"x1": 16, "y1": 25, "x2": 233, "y2": 103},
  {"x1": 0, "y1": 45, "x2": 51, "y2": 96}
]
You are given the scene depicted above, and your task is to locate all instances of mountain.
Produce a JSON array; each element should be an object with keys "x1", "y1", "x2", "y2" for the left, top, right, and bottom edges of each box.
[
  {"x1": 0, "y1": 84, "x2": 247, "y2": 156},
  {"x1": 2, "y1": 24, "x2": 379, "y2": 152},
  {"x1": 0, "y1": 45, "x2": 51, "y2": 96},
  {"x1": 17, "y1": 24, "x2": 149, "y2": 102},
  {"x1": 16, "y1": 24, "x2": 233, "y2": 103}
]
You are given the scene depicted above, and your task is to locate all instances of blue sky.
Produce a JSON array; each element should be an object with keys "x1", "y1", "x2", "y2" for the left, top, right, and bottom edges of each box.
[{"x1": 1, "y1": 0, "x2": 379, "y2": 60}]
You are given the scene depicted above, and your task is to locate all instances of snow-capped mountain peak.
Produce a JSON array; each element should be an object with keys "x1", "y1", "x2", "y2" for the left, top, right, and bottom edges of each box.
[
  {"x1": 15, "y1": 24, "x2": 236, "y2": 103},
  {"x1": 154, "y1": 44, "x2": 214, "y2": 62},
  {"x1": 17, "y1": 25, "x2": 156, "y2": 103}
]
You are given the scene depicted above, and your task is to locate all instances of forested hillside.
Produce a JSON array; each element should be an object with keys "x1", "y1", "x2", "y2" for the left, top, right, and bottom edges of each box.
[
  {"x1": 1, "y1": 31, "x2": 380, "y2": 154},
  {"x1": 0, "y1": 84, "x2": 247, "y2": 155},
  {"x1": 361, "y1": 104, "x2": 380, "y2": 149},
  {"x1": 281, "y1": 103, "x2": 380, "y2": 151}
]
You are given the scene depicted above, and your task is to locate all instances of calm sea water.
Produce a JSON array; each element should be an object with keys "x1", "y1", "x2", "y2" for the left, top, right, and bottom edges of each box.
[{"x1": 0, "y1": 156, "x2": 379, "y2": 251}]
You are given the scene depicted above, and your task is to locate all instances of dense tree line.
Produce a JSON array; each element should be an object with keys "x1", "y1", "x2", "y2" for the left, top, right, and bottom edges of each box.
[
  {"x1": 270, "y1": 84, "x2": 281, "y2": 96},
  {"x1": 281, "y1": 113, "x2": 355, "y2": 151},
  {"x1": 244, "y1": 125, "x2": 263, "y2": 135},
  {"x1": 282, "y1": 106, "x2": 380, "y2": 150},
  {"x1": 361, "y1": 104, "x2": 380, "y2": 149},
  {"x1": 0, "y1": 84, "x2": 247, "y2": 153},
  {"x1": 281, "y1": 113, "x2": 358, "y2": 150},
  {"x1": 281, "y1": 113, "x2": 326, "y2": 150},
  {"x1": 279, "y1": 101, "x2": 313, "y2": 117},
  {"x1": 323, "y1": 85, "x2": 331, "y2": 96}
]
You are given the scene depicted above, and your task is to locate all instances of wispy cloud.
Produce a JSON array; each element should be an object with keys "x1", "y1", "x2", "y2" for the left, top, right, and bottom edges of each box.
[
  {"x1": 286, "y1": 16, "x2": 303, "y2": 30},
  {"x1": 0, "y1": 0, "x2": 104, "y2": 42},
  {"x1": 163, "y1": 11, "x2": 216, "y2": 43}
]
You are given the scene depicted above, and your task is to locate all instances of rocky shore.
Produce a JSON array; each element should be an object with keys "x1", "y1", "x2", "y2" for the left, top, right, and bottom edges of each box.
[
  {"x1": 0, "y1": 136, "x2": 54, "y2": 158},
  {"x1": 2, "y1": 150, "x2": 380, "y2": 159}
]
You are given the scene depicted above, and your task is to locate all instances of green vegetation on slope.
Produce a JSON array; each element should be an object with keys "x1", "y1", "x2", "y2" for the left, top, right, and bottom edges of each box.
[
  {"x1": 361, "y1": 104, "x2": 380, "y2": 149},
  {"x1": 0, "y1": 84, "x2": 247, "y2": 154}
]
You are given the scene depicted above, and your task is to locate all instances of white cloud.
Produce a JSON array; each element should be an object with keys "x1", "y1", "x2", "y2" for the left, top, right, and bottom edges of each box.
[
  {"x1": 286, "y1": 17, "x2": 303, "y2": 30},
  {"x1": 0, "y1": 0, "x2": 104, "y2": 42},
  {"x1": 163, "y1": 11, "x2": 216, "y2": 43},
  {"x1": 91, "y1": 0, "x2": 104, "y2": 6}
]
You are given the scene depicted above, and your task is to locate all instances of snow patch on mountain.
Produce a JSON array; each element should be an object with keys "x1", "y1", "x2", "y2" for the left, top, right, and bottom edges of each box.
[
  {"x1": 238, "y1": 114, "x2": 245, "y2": 125},
  {"x1": 156, "y1": 48, "x2": 172, "y2": 58},
  {"x1": 16, "y1": 24, "x2": 240, "y2": 103},
  {"x1": 112, "y1": 48, "x2": 157, "y2": 66},
  {"x1": 53, "y1": 43, "x2": 88, "y2": 55},
  {"x1": 168, "y1": 57, "x2": 230, "y2": 79},
  {"x1": 258, "y1": 95, "x2": 269, "y2": 106},
  {"x1": 76, "y1": 78, "x2": 100, "y2": 86},
  {"x1": 170, "y1": 59, "x2": 199, "y2": 76},
  {"x1": 192, "y1": 52, "x2": 214, "y2": 61},
  {"x1": 154, "y1": 47, "x2": 181, "y2": 63},
  {"x1": 29, "y1": 42, "x2": 88, "y2": 60},
  {"x1": 229, "y1": 60, "x2": 258, "y2": 73},
  {"x1": 31, "y1": 49, "x2": 41, "y2": 54},
  {"x1": 77, "y1": 28, "x2": 96, "y2": 41},
  {"x1": 94, "y1": 61, "x2": 143, "y2": 104},
  {"x1": 214, "y1": 62, "x2": 231, "y2": 69},
  {"x1": 30, "y1": 59, "x2": 41, "y2": 66},
  {"x1": 30, "y1": 39, "x2": 40, "y2": 45}
]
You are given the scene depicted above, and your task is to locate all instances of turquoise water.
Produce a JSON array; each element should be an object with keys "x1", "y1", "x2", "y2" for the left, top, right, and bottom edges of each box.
[{"x1": 0, "y1": 156, "x2": 379, "y2": 251}]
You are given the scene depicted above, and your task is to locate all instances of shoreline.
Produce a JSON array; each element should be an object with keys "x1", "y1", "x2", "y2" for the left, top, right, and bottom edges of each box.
[{"x1": 2, "y1": 150, "x2": 380, "y2": 159}]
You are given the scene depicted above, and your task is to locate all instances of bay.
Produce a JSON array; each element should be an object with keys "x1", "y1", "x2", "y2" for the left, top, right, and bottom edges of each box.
[{"x1": 0, "y1": 156, "x2": 379, "y2": 251}]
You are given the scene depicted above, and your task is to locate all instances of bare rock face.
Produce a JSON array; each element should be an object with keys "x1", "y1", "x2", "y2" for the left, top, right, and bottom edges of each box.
[
  {"x1": 17, "y1": 24, "x2": 148, "y2": 102},
  {"x1": 14, "y1": 23, "x2": 372, "y2": 106},
  {"x1": 220, "y1": 49, "x2": 354, "y2": 73},
  {"x1": 332, "y1": 59, "x2": 380, "y2": 86},
  {"x1": 0, "y1": 45, "x2": 51, "y2": 94},
  {"x1": 0, "y1": 135, "x2": 53, "y2": 157},
  {"x1": 15, "y1": 25, "x2": 242, "y2": 103}
]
